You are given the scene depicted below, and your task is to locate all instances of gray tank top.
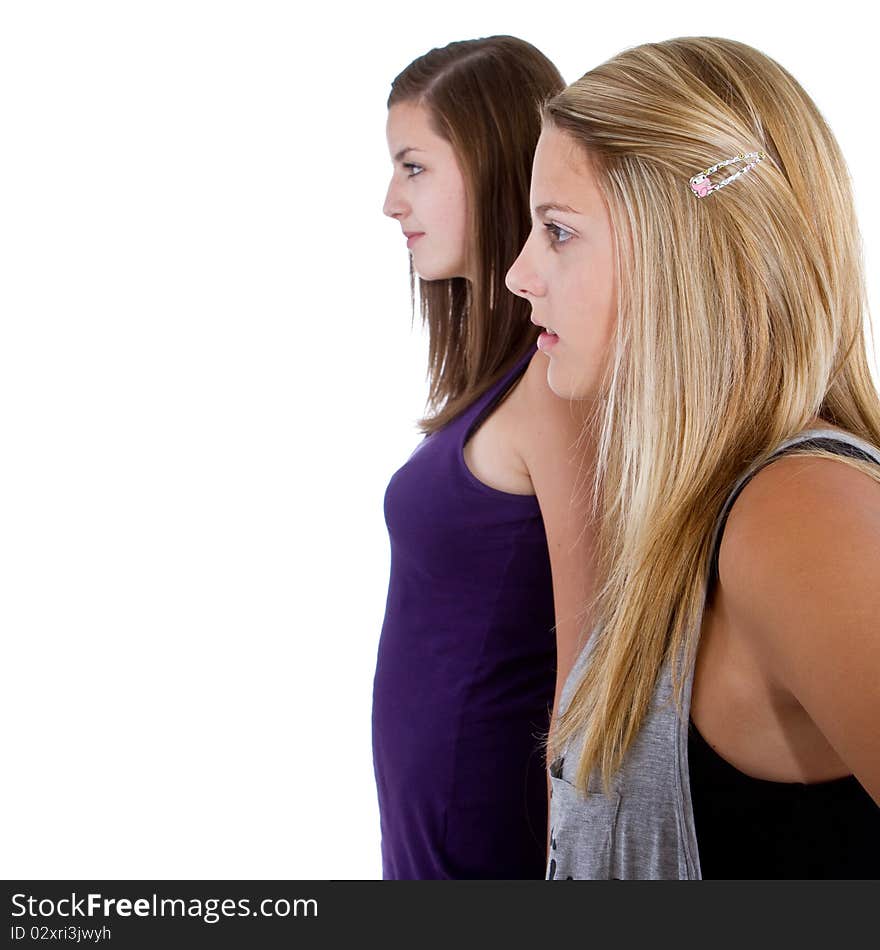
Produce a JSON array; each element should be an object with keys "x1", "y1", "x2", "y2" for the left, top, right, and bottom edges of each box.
[{"x1": 546, "y1": 427, "x2": 880, "y2": 880}]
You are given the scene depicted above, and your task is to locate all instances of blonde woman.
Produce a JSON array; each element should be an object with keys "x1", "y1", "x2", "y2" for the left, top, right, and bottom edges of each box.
[{"x1": 506, "y1": 36, "x2": 880, "y2": 879}]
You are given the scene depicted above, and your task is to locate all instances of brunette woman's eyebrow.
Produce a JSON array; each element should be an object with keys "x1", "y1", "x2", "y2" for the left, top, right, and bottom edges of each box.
[{"x1": 394, "y1": 147, "x2": 426, "y2": 163}]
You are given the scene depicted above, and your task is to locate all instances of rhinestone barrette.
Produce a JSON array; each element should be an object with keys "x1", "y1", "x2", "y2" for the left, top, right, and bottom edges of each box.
[{"x1": 689, "y1": 150, "x2": 766, "y2": 199}]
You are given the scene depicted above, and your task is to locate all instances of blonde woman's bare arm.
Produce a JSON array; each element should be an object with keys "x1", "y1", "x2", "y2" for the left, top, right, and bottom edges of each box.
[{"x1": 720, "y1": 454, "x2": 880, "y2": 804}]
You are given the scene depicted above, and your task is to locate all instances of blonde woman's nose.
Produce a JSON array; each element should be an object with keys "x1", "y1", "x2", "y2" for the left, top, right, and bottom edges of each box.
[{"x1": 506, "y1": 245, "x2": 544, "y2": 299}]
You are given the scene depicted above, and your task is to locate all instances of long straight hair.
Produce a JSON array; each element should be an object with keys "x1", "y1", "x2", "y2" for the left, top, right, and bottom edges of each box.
[
  {"x1": 542, "y1": 37, "x2": 880, "y2": 792},
  {"x1": 388, "y1": 36, "x2": 564, "y2": 433}
]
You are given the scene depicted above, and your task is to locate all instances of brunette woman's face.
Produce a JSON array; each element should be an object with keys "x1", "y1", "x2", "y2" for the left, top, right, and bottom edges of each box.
[
  {"x1": 383, "y1": 101, "x2": 470, "y2": 281},
  {"x1": 506, "y1": 125, "x2": 617, "y2": 400}
]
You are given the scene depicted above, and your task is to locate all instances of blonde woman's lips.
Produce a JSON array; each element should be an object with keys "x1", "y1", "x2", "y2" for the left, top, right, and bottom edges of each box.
[{"x1": 537, "y1": 330, "x2": 559, "y2": 352}]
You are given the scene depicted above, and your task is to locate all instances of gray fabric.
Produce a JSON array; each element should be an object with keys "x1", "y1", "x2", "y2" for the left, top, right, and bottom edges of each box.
[{"x1": 546, "y1": 428, "x2": 880, "y2": 880}]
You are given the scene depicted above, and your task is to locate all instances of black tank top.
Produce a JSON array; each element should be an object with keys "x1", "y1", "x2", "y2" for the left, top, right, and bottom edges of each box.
[{"x1": 688, "y1": 436, "x2": 880, "y2": 878}]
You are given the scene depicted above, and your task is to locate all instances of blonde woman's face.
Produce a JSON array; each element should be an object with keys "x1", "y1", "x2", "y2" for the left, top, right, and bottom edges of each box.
[
  {"x1": 383, "y1": 102, "x2": 470, "y2": 281},
  {"x1": 506, "y1": 126, "x2": 617, "y2": 400}
]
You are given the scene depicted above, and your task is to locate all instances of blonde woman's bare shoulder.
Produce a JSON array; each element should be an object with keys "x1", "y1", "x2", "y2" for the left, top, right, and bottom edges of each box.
[
  {"x1": 718, "y1": 437, "x2": 880, "y2": 587},
  {"x1": 725, "y1": 443, "x2": 880, "y2": 541}
]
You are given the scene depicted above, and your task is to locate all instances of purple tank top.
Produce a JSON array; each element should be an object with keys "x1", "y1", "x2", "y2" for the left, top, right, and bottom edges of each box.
[{"x1": 372, "y1": 343, "x2": 556, "y2": 879}]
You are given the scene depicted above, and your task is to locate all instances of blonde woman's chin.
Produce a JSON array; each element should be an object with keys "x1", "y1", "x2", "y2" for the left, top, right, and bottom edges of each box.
[{"x1": 545, "y1": 357, "x2": 599, "y2": 403}]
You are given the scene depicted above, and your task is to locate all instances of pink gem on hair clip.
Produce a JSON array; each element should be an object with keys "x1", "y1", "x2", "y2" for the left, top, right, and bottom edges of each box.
[{"x1": 689, "y1": 151, "x2": 766, "y2": 198}]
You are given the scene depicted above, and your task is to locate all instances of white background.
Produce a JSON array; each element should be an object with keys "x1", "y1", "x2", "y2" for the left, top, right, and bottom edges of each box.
[{"x1": 1, "y1": 0, "x2": 877, "y2": 880}]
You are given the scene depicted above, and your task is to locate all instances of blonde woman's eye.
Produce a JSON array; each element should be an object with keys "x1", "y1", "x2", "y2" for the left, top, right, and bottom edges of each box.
[
  {"x1": 404, "y1": 163, "x2": 424, "y2": 178},
  {"x1": 544, "y1": 222, "x2": 572, "y2": 246}
]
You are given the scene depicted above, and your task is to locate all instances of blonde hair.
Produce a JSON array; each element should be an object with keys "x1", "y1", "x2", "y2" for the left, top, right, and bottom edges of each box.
[{"x1": 543, "y1": 37, "x2": 880, "y2": 792}]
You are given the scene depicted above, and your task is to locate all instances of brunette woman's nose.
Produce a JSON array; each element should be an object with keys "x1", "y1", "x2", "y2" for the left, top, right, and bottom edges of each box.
[{"x1": 383, "y1": 178, "x2": 409, "y2": 219}]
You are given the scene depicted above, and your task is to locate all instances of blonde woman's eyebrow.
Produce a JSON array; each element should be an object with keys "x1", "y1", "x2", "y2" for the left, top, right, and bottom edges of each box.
[{"x1": 534, "y1": 202, "x2": 580, "y2": 217}]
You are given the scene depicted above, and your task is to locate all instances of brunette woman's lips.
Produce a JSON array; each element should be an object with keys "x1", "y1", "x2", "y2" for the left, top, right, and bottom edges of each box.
[
  {"x1": 537, "y1": 331, "x2": 559, "y2": 352},
  {"x1": 406, "y1": 233, "x2": 424, "y2": 248}
]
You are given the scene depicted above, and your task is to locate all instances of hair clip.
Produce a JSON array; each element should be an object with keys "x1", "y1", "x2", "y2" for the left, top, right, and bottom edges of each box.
[{"x1": 689, "y1": 151, "x2": 766, "y2": 198}]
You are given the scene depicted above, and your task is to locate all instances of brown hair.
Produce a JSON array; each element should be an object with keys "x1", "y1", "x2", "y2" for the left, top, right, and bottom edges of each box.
[{"x1": 388, "y1": 36, "x2": 565, "y2": 433}]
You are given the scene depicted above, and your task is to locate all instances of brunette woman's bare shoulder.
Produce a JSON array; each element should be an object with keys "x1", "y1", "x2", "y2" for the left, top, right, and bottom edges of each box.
[
  {"x1": 509, "y1": 350, "x2": 592, "y2": 490},
  {"x1": 516, "y1": 350, "x2": 592, "y2": 436}
]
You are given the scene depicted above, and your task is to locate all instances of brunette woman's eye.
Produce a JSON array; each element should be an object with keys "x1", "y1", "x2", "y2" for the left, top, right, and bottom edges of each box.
[
  {"x1": 544, "y1": 222, "x2": 573, "y2": 247},
  {"x1": 403, "y1": 163, "x2": 424, "y2": 178}
]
